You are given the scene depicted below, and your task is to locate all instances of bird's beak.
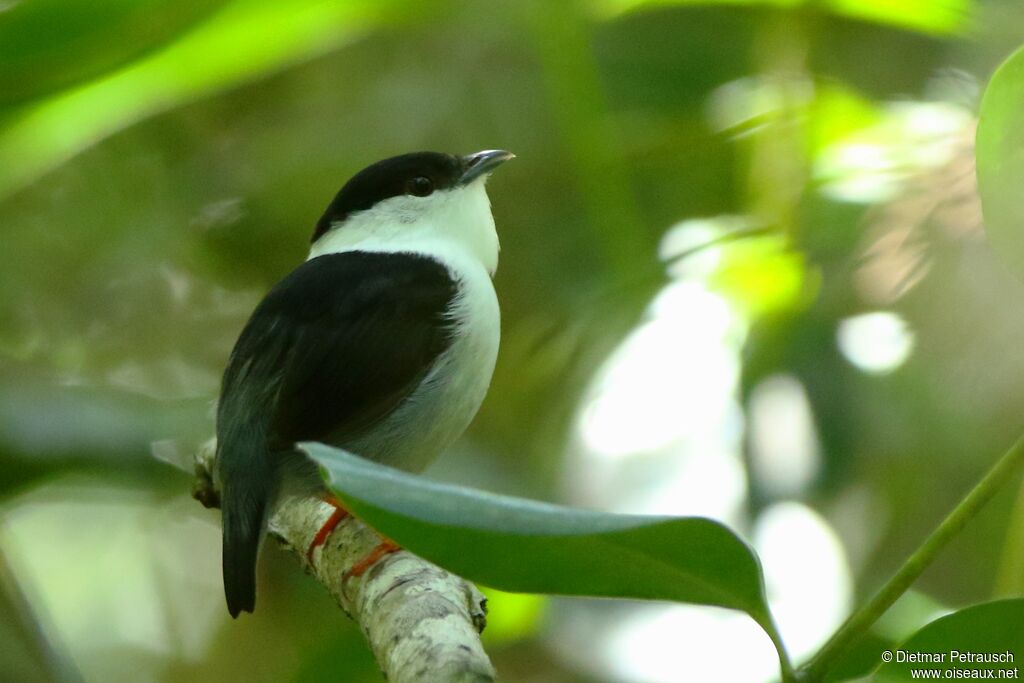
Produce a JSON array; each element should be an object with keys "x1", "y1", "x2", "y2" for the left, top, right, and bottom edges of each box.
[{"x1": 459, "y1": 149, "x2": 515, "y2": 185}]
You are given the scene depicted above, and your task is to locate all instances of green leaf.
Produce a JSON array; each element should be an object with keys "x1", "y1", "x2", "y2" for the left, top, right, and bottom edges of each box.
[
  {"x1": 0, "y1": 0, "x2": 226, "y2": 105},
  {"x1": 874, "y1": 600, "x2": 1024, "y2": 682},
  {"x1": 820, "y1": 0, "x2": 971, "y2": 36},
  {"x1": 978, "y1": 45, "x2": 1024, "y2": 282},
  {"x1": 0, "y1": 0, "x2": 401, "y2": 200},
  {"x1": 304, "y1": 443, "x2": 777, "y2": 630},
  {"x1": 594, "y1": 0, "x2": 972, "y2": 36}
]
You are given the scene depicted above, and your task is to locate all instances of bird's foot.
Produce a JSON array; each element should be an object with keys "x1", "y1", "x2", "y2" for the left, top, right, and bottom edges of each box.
[
  {"x1": 344, "y1": 540, "x2": 401, "y2": 579},
  {"x1": 306, "y1": 496, "x2": 350, "y2": 563}
]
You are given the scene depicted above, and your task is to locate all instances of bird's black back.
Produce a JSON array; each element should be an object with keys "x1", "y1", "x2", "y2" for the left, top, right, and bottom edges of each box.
[{"x1": 216, "y1": 250, "x2": 458, "y2": 616}]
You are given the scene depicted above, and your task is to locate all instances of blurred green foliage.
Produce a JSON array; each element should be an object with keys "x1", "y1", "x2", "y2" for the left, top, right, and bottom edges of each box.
[{"x1": 1, "y1": 0, "x2": 1024, "y2": 681}]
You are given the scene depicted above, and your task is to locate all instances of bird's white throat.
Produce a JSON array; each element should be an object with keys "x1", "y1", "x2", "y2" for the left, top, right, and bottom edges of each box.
[{"x1": 308, "y1": 178, "x2": 500, "y2": 276}]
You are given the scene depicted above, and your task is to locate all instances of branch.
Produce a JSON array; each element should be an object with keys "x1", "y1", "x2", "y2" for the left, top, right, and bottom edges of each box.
[{"x1": 191, "y1": 440, "x2": 497, "y2": 683}]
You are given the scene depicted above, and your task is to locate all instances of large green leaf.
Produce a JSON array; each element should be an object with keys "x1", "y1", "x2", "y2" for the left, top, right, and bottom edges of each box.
[
  {"x1": 305, "y1": 444, "x2": 780, "y2": 638},
  {"x1": 978, "y1": 45, "x2": 1024, "y2": 282},
  {"x1": 874, "y1": 599, "x2": 1024, "y2": 681}
]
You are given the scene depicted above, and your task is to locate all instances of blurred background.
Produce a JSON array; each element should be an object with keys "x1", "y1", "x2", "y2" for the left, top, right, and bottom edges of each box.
[{"x1": 1, "y1": 0, "x2": 1023, "y2": 681}]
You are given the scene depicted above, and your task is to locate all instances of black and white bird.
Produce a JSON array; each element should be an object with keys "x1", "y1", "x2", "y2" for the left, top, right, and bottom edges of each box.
[{"x1": 214, "y1": 150, "x2": 513, "y2": 617}]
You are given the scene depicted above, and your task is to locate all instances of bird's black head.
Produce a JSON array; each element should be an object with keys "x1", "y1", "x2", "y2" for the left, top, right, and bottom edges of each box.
[{"x1": 312, "y1": 150, "x2": 514, "y2": 242}]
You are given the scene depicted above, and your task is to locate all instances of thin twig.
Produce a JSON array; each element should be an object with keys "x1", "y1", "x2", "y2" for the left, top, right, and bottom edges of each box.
[{"x1": 798, "y1": 434, "x2": 1024, "y2": 681}]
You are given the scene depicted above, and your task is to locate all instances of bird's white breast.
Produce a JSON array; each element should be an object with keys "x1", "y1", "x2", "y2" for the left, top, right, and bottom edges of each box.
[{"x1": 348, "y1": 255, "x2": 499, "y2": 471}]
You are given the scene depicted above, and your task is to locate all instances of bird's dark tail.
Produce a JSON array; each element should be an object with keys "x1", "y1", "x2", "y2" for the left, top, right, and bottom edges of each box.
[{"x1": 220, "y1": 447, "x2": 273, "y2": 618}]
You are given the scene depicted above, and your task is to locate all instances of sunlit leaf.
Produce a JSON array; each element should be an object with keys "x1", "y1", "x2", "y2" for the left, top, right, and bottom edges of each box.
[
  {"x1": 304, "y1": 443, "x2": 782, "y2": 642},
  {"x1": 977, "y1": 44, "x2": 1024, "y2": 282},
  {"x1": 711, "y1": 236, "x2": 810, "y2": 319},
  {"x1": 0, "y1": 0, "x2": 402, "y2": 200},
  {"x1": 874, "y1": 600, "x2": 1024, "y2": 682},
  {"x1": 821, "y1": 0, "x2": 971, "y2": 36},
  {"x1": 478, "y1": 588, "x2": 546, "y2": 644},
  {"x1": 593, "y1": 0, "x2": 972, "y2": 35},
  {"x1": 817, "y1": 101, "x2": 970, "y2": 204},
  {"x1": 594, "y1": 0, "x2": 803, "y2": 16},
  {"x1": 809, "y1": 85, "x2": 880, "y2": 157}
]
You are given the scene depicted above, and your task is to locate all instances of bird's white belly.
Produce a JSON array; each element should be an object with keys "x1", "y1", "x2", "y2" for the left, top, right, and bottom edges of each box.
[{"x1": 340, "y1": 261, "x2": 500, "y2": 471}]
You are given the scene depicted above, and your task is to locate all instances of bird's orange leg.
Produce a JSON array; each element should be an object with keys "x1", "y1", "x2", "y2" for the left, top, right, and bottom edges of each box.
[
  {"x1": 344, "y1": 540, "x2": 401, "y2": 579},
  {"x1": 306, "y1": 495, "x2": 350, "y2": 563}
]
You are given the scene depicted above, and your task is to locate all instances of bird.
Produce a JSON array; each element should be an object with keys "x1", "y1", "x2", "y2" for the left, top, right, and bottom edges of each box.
[{"x1": 214, "y1": 149, "x2": 513, "y2": 617}]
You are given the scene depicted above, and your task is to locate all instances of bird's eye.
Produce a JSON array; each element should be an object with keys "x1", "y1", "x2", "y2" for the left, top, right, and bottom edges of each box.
[{"x1": 407, "y1": 176, "x2": 434, "y2": 197}]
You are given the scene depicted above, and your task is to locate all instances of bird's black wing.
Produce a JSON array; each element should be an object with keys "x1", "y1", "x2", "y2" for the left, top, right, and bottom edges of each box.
[
  {"x1": 217, "y1": 251, "x2": 458, "y2": 450},
  {"x1": 216, "y1": 250, "x2": 457, "y2": 618}
]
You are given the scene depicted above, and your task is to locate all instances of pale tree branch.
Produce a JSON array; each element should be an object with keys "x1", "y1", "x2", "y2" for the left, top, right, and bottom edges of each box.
[{"x1": 190, "y1": 439, "x2": 497, "y2": 683}]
